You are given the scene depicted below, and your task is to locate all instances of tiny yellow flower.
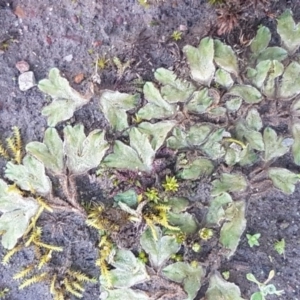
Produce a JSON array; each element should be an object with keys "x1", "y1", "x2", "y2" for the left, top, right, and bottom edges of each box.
[
  {"x1": 199, "y1": 228, "x2": 213, "y2": 241},
  {"x1": 162, "y1": 176, "x2": 179, "y2": 192}
]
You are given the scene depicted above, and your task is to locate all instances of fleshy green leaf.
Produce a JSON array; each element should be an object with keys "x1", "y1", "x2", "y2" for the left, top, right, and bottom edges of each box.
[
  {"x1": 140, "y1": 226, "x2": 180, "y2": 269},
  {"x1": 250, "y1": 292, "x2": 264, "y2": 300},
  {"x1": 247, "y1": 60, "x2": 272, "y2": 89},
  {"x1": 268, "y1": 168, "x2": 299, "y2": 194},
  {"x1": 137, "y1": 82, "x2": 177, "y2": 120},
  {"x1": 63, "y1": 124, "x2": 109, "y2": 174},
  {"x1": 206, "y1": 193, "x2": 233, "y2": 225},
  {"x1": 238, "y1": 145, "x2": 258, "y2": 166},
  {"x1": 215, "y1": 69, "x2": 234, "y2": 89},
  {"x1": 103, "y1": 128, "x2": 155, "y2": 173},
  {"x1": 201, "y1": 128, "x2": 226, "y2": 160},
  {"x1": 256, "y1": 47, "x2": 288, "y2": 63},
  {"x1": 185, "y1": 89, "x2": 213, "y2": 114},
  {"x1": 262, "y1": 60, "x2": 284, "y2": 99},
  {"x1": 105, "y1": 288, "x2": 149, "y2": 300},
  {"x1": 38, "y1": 68, "x2": 92, "y2": 126},
  {"x1": 101, "y1": 249, "x2": 149, "y2": 289},
  {"x1": 177, "y1": 157, "x2": 214, "y2": 180},
  {"x1": 166, "y1": 127, "x2": 189, "y2": 149},
  {"x1": 5, "y1": 155, "x2": 51, "y2": 196},
  {"x1": 211, "y1": 173, "x2": 247, "y2": 196},
  {"x1": 278, "y1": 61, "x2": 300, "y2": 100},
  {"x1": 162, "y1": 262, "x2": 204, "y2": 300},
  {"x1": 229, "y1": 85, "x2": 262, "y2": 104},
  {"x1": 246, "y1": 108, "x2": 263, "y2": 131},
  {"x1": 99, "y1": 90, "x2": 139, "y2": 131},
  {"x1": 100, "y1": 288, "x2": 150, "y2": 300},
  {"x1": 250, "y1": 26, "x2": 271, "y2": 54},
  {"x1": 263, "y1": 127, "x2": 290, "y2": 162},
  {"x1": 214, "y1": 40, "x2": 238, "y2": 76},
  {"x1": 220, "y1": 201, "x2": 247, "y2": 258},
  {"x1": 166, "y1": 124, "x2": 213, "y2": 150},
  {"x1": 154, "y1": 68, "x2": 195, "y2": 103},
  {"x1": 0, "y1": 179, "x2": 39, "y2": 249},
  {"x1": 114, "y1": 190, "x2": 138, "y2": 208},
  {"x1": 165, "y1": 197, "x2": 189, "y2": 213},
  {"x1": 188, "y1": 125, "x2": 213, "y2": 146},
  {"x1": 209, "y1": 107, "x2": 227, "y2": 117},
  {"x1": 26, "y1": 128, "x2": 64, "y2": 174},
  {"x1": 225, "y1": 97, "x2": 242, "y2": 112},
  {"x1": 277, "y1": 9, "x2": 300, "y2": 55},
  {"x1": 138, "y1": 120, "x2": 176, "y2": 151},
  {"x1": 236, "y1": 122, "x2": 264, "y2": 151},
  {"x1": 292, "y1": 123, "x2": 300, "y2": 165},
  {"x1": 168, "y1": 212, "x2": 198, "y2": 234},
  {"x1": 206, "y1": 272, "x2": 245, "y2": 300},
  {"x1": 183, "y1": 37, "x2": 215, "y2": 86}
]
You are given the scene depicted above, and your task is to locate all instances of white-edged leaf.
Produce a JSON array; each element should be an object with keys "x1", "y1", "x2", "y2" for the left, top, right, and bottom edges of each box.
[
  {"x1": 220, "y1": 201, "x2": 246, "y2": 258},
  {"x1": 100, "y1": 288, "x2": 150, "y2": 300},
  {"x1": 215, "y1": 69, "x2": 234, "y2": 89},
  {"x1": 154, "y1": 68, "x2": 195, "y2": 103},
  {"x1": 206, "y1": 193, "x2": 233, "y2": 225},
  {"x1": 0, "y1": 179, "x2": 39, "y2": 249},
  {"x1": 277, "y1": 9, "x2": 300, "y2": 55},
  {"x1": 246, "y1": 108, "x2": 263, "y2": 131},
  {"x1": 138, "y1": 120, "x2": 176, "y2": 151},
  {"x1": 99, "y1": 90, "x2": 139, "y2": 131},
  {"x1": 278, "y1": 61, "x2": 300, "y2": 100},
  {"x1": 247, "y1": 60, "x2": 272, "y2": 89},
  {"x1": 229, "y1": 85, "x2": 262, "y2": 104},
  {"x1": 163, "y1": 262, "x2": 204, "y2": 300},
  {"x1": 211, "y1": 173, "x2": 247, "y2": 196},
  {"x1": 206, "y1": 272, "x2": 245, "y2": 300},
  {"x1": 183, "y1": 37, "x2": 215, "y2": 86},
  {"x1": 38, "y1": 68, "x2": 92, "y2": 126},
  {"x1": 185, "y1": 88, "x2": 213, "y2": 114},
  {"x1": 225, "y1": 97, "x2": 242, "y2": 112},
  {"x1": 137, "y1": 82, "x2": 177, "y2": 120},
  {"x1": 103, "y1": 128, "x2": 155, "y2": 173},
  {"x1": 168, "y1": 212, "x2": 198, "y2": 234},
  {"x1": 140, "y1": 226, "x2": 180, "y2": 269},
  {"x1": 63, "y1": 124, "x2": 109, "y2": 174},
  {"x1": 263, "y1": 127, "x2": 290, "y2": 162},
  {"x1": 256, "y1": 47, "x2": 288, "y2": 63},
  {"x1": 201, "y1": 128, "x2": 226, "y2": 159},
  {"x1": 292, "y1": 123, "x2": 300, "y2": 165},
  {"x1": 268, "y1": 168, "x2": 299, "y2": 194},
  {"x1": 262, "y1": 60, "x2": 284, "y2": 99},
  {"x1": 214, "y1": 40, "x2": 238, "y2": 76},
  {"x1": 5, "y1": 155, "x2": 51, "y2": 196},
  {"x1": 250, "y1": 26, "x2": 271, "y2": 54},
  {"x1": 177, "y1": 157, "x2": 214, "y2": 180},
  {"x1": 26, "y1": 128, "x2": 64, "y2": 174},
  {"x1": 100, "y1": 249, "x2": 149, "y2": 289},
  {"x1": 114, "y1": 190, "x2": 138, "y2": 208}
]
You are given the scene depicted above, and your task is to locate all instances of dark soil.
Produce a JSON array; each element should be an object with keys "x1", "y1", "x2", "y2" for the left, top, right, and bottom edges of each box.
[{"x1": 0, "y1": 0, "x2": 300, "y2": 299}]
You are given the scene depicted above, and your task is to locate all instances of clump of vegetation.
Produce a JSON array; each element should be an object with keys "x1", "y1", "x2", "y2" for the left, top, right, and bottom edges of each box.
[
  {"x1": 0, "y1": 9, "x2": 300, "y2": 299},
  {"x1": 247, "y1": 271, "x2": 284, "y2": 300},
  {"x1": 247, "y1": 233, "x2": 261, "y2": 247},
  {"x1": 274, "y1": 239, "x2": 285, "y2": 257}
]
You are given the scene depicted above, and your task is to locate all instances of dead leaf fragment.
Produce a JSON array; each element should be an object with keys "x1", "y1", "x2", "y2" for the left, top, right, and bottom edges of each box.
[
  {"x1": 14, "y1": 5, "x2": 26, "y2": 19},
  {"x1": 74, "y1": 73, "x2": 84, "y2": 84}
]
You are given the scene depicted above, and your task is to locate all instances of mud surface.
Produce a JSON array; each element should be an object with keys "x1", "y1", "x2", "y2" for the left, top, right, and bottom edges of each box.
[{"x1": 0, "y1": 0, "x2": 300, "y2": 299}]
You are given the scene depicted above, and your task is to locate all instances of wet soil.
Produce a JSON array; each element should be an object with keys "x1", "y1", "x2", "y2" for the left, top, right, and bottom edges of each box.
[{"x1": 0, "y1": 0, "x2": 300, "y2": 299}]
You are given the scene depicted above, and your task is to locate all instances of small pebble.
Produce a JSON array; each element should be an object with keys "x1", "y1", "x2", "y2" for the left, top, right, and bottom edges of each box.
[
  {"x1": 18, "y1": 71, "x2": 36, "y2": 91},
  {"x1": 63, "y1": 54, "x2": 73, "y2": 62},
  {"x1": 15, "y1": 60, "x2": 30, "y2": 73}
]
